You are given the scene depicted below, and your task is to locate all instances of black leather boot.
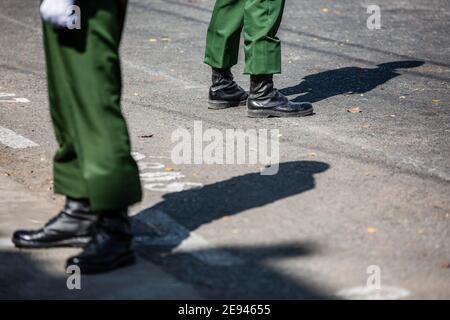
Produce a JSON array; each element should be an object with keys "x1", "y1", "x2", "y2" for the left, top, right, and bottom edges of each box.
[
  {"x1": 208, "y1": 68, "x2": 248, "y2": 109},
  {"x1": 247, "y1": 75, "x2": 314, "y2": 118},
  {"x1": 66, "y1": 210, "x2": 135, "y2": 274},
  {"x1": 12, "y1": 198, "x2": 96, "y2": 248}
]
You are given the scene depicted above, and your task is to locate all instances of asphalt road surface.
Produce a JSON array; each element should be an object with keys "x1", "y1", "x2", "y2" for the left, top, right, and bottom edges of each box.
[{"x1": 0, "y1": 0, "x2": 449, "y2": 299}]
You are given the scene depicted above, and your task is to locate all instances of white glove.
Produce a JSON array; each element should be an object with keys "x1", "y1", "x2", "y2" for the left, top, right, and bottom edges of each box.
[{"x1": 40, "y1": 0, "x2": 76, "y2": 29}]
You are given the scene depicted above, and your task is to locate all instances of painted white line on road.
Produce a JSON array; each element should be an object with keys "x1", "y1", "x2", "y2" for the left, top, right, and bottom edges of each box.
[
  {"x1": 140, "y1": 171, "x2": 185, "y2": 182},
  {"x1": 0, "y1": 93, "x2": 30, "y2": 103},
  {"x1": 134, "y1": 209, "x2": 243, "y2": 266},
  {"x1": 0, "y1": 98, "x2": 30, "y2": 103},
  {"x1": 144, "y1": 181, "x2": 203, "y2": 192},
  {"x1": 133, "y1": 152, "x2": 204, "y2": 192},
  {"x1": 0, "y1": 237, "x2": 14, "y2": 248},
  {"x1": 14, "y1": 98, "x2": 30, "y2": 103},
  {"x1": 131, "y1": 152, "x2": 146, "y2": 161},
  {"x1": 337, "y1": 286, "x2": 411, "y2": 300},
  {"x1": 0, "y1": 127, "x2": 39, "y2": 149}
]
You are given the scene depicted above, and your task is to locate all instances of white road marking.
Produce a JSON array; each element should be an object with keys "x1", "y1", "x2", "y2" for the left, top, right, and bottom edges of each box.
[
  {"x1": 0, "y1": 237, "x2": 14, "y2": 248},
  {"x1": 337, "y1": 286, "x2": 411, "y2": 300},
  {"x1": 134, "y1": 210, "x2": 243, "y2": 266},
  {"x1": 140, "y1": 171, "x2": 185, "y2": 182},
  {"x1": 131, "y1": 152, "x2": 146, "y2": 161},
  {"x1": 145, "y1": 155, "x2": 170, "y2": 159},
  {"x1": 138, "y1": 162, "x2": 166, "y2": 170},
  {"x1": 0, "y1": 98, "x2": 30, "y2": 103},
  {"x1": 0, "y1": 126, "x2": 39, "y2": 149},
  {"x1": 144, "y1": 181, "x2": 203, "y2": 192},
  {"x1": 133, "y1": 153, "x2": 204, "y2": 192},
  {"x1": 0, "y1": 93, "x2": 30, "y2": 103}
]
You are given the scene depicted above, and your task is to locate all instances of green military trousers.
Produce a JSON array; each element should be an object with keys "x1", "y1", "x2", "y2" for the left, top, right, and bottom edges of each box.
[
  {"x1": 204, "y1": 0, "x2": 286, "y2": 75},
  {"x1": 43, "y1": 0, "x2": 142, "y2": 211}
]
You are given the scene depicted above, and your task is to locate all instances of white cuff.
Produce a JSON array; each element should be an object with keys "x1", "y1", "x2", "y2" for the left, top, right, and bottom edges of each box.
[{"x1": 40, "y1": 0, "x2": 76, "y2": 29}]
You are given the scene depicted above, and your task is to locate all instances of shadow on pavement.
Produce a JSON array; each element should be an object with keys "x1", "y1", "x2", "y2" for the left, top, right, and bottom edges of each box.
[
  {"x1": 0, "y1": 250, "x2": 67, "y2": 299},
  {"x1": 134, "y1": 161, "x2": 332, "y2": 299},
  {"x1": 1, "y1": 161, "x2": 332, "y2": 299},
  {"x1": 0, "y1": 248, "x2": 201, "y2": 299},
  {"x1": 280, "y1": 60, "x2": 424, "y2": 103}
]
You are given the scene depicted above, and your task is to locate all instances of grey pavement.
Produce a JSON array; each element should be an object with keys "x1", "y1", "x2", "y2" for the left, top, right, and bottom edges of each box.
[{"x1": 0, "y1": 0, "x2": 449, "y2": 299}]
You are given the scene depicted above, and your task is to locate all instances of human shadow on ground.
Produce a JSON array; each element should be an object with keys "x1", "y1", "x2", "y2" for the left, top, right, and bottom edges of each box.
[
  {"x1": 133, "y1": 161, "x2": 332, "y2": 299},
  {"x1": 280, "y1": 60, "x2": 424, "y2": 103}
]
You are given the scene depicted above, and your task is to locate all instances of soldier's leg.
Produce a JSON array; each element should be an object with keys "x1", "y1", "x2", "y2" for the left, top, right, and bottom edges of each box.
[
  {"x1": 204, "y1": 0, "x2": 248, "y2": 110},
  {"x1": 204, "y1": 0, "x2": 245, "y2": 69},
  {"x1": 44, "y1": 0, "x2": 141, "y2": 211},
  {"x1": 63, "y1": 0, "x2": 140, "y2": 273},
  {"x1": 243, "y1": 0, "x2": 314, "y2": 117},
  {"x1": 243, "y1": 0, "x2": 285, "y2": 75},
  {"x1": 11, "y1": 3, "x2": 99, "y2": 250},
  {"x1": 43, "y1": 17, "x2": 88, "y2": 201},
  {"x1": 13, "y1": 1, "x2": 140, "y2": 273},
  {"x1": 49, "y1": 0, "x2": 139, "y2": 273}
]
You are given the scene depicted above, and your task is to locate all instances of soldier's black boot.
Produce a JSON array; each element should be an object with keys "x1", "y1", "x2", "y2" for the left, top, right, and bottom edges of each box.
[
  {"x1": 208, "y1": 67, "x2": 248, "y2": 109},
  {"x1": 66, "y1": 210, "x2": 135, "y2": 274},
  {"x1": 247, "y1": 75, "x2": 314, "y2": 118},
  {"x1": 12, "y1": 198, "x2": 96, "y2": 248}
]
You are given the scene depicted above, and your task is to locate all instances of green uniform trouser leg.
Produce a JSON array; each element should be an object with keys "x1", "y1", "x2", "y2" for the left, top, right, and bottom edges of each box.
[
  {"x1": 43, "y1": 0, "x2": 142, "y2": 211},
  {"x1": 204, "y1": 0, "x2": 286, "y2": 75}
]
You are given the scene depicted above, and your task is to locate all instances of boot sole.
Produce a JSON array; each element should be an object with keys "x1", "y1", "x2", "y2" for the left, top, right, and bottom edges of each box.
[
  {"x1": 68, "y1": 252, "x2": 136, "y2": 274},
  {"x1": 208, "y1": 99, "x2": 247, "y2": 110},
  {"x1": 12, "y1": 236, "x2": 91, "y2": 249},
  {"x1": 247, "y1": 108, "x2": 314, "y2": 118}
]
